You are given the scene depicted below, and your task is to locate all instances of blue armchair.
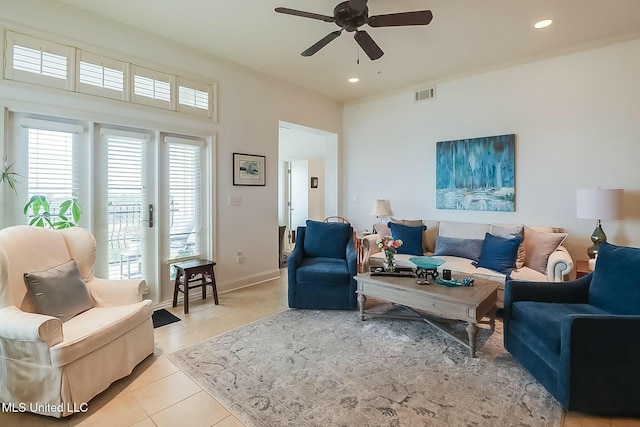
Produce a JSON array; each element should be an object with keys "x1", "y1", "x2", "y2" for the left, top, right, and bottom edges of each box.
[
  {"x1": 288, "y1": 220, "x2": 358, "y2": 309},
  {"x1": 504, "y1": 242, "x2": 640, "y2": 415}
]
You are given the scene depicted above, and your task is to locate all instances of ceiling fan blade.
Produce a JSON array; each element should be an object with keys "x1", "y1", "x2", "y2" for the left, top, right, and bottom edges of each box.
[
  {"x1": 275, "y1": 7, "x2": 334, "y2": 23},
  {"x1": 301, "y1": 31, "x2": 342, "y2": 57},
  {"x1": 368, "y1": 10, "x2": 433, "y2": 27},
  {"x1": 354, "y1": 30, "x2": 383, "y2": 60},
  {"x1": 348, "y1": 0, "x2": 368, "y2": 12}
]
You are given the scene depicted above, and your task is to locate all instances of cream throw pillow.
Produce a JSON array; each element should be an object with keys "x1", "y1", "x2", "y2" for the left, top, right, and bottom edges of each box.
[{"x1": 523, "y1": 225, "x2": 567, "y2": 274}]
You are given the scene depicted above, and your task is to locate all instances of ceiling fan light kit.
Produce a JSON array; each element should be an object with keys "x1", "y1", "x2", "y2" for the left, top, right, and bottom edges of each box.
[{"x1": 275, "y1": 0, "x2": 433, "y2": 61}]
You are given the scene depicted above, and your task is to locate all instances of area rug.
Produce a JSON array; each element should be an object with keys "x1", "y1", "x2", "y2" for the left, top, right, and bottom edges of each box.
[
  {"x1": 152, "y1": 308, "x2": 181, "y2": 328},
  {"x1": 169, "y1": 304, "x2": 562, "y2": 427}
]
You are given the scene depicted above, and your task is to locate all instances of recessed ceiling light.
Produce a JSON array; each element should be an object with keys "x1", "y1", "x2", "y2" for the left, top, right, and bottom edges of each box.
[
  {"x1": 534, "y1": 19, "x2": 553, "y2": 29},
  {"x1": 348, "y1": 77, "x2": 360, "y2": 83}
]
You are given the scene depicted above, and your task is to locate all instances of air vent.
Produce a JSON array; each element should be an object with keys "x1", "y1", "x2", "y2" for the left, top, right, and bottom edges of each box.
[{"x1": 415, "y1": 87, "x2": 435, "y2": 101}]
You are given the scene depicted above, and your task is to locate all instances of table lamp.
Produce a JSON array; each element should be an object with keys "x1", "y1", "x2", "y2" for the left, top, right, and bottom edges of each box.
[
  {"x1": 576, "y1": 188, "x2": 623, "y2": 267},
  {"x1": 370, "y1": 199, "x2": 393, "y2": 224}
]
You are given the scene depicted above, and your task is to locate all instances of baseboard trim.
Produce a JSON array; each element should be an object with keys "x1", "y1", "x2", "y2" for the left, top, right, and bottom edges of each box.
[{"x1": 154, "y1": 269, "x2": 283, "y2": 310}]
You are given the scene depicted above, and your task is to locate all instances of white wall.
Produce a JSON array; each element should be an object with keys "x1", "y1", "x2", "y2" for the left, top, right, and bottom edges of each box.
[
  {"x1": 308, "y1": 158, "x2": 325, "y2": 220},
  {"x1": 0, "y1": 1, "x2": 343, "y2": 301},
  {"x1": 344, "y1": 38, "x2": 640, "y2": 262}
]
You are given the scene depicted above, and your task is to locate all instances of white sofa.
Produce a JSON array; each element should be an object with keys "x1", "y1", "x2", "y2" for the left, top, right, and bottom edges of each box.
[
  {"x1": 362, "y1": 220, "x2": 574, "y2": 308},
  {"x1": 0, "y1": 226, "x2": 154, "y2": 417}
]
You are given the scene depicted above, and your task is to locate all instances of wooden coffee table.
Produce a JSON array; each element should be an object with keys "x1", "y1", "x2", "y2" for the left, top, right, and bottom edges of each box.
[{"x1": 355, "y1": 272, "x2": 498, "y2": 357}]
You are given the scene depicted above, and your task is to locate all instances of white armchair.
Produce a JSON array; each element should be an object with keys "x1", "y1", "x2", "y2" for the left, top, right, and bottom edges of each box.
[{"x1": 0, "y1": 225, "x2": 154, "y2": 417}]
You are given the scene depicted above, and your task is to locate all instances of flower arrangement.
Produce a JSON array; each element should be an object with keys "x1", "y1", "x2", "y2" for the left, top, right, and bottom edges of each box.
[{"x1": 376, "y1": 235, "x2": 403, "y2": 272}]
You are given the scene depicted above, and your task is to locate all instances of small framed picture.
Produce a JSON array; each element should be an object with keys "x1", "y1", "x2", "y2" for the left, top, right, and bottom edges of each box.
[
  {"x1": 310, "y1": 176, "x2": 318, "y2": 189},
  {"x1": 233, "y1": 153, "x2": 266, "y2": 186}
]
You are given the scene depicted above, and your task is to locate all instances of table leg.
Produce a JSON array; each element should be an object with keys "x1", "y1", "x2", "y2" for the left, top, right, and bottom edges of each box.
[
  {"x1": 184, "y1": 274, "x2": 190, "y2": 314},
  {"x1": 210, "y1": 266, "x2": 219, "y2": 305},
  {"x1": 201, "y1": 272, "x2": 207, "y2": 300},
  {"x1": 466, "y1": 322, "x2": 479, "y2": 358},
  {"x1": 489, "y1": 305, "x2": 497, "y2": 332},
  {"x1": 172, "y1": 269, "x2": 181, "y2": 307},
  {"x1": 357, "y1": 293, "x2": 366, "y2": 321}
]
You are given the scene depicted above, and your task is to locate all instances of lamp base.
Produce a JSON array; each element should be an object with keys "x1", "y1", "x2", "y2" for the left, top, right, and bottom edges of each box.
[{"x1": 587, "y1": 220, "x2": 607, "y2": 259}]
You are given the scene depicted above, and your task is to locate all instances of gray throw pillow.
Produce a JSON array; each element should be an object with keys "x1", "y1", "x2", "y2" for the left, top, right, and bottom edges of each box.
[
  {"x1": 24, "y1": 259, "x2": 94, "y2": 323},
  {"x1": 433, "y1": 236, "x2": 484, "y2": 261}
]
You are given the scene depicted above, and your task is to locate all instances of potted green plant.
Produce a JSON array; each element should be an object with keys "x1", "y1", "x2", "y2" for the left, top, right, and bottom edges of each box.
[
  {"x1": 0, "y1": 155, "x2": 19, "y2": 194},
  {"x1": 23, "y1": 195, "x2": 82, "y2": 229}
]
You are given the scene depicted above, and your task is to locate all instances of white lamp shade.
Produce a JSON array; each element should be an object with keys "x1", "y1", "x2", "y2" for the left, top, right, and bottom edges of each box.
[
  {"x1": 576, "y1": 188, "x2": 624, "y2": 220},
  {"x1": 370, "y1": 199, "x2": 393, "y2": 217}
]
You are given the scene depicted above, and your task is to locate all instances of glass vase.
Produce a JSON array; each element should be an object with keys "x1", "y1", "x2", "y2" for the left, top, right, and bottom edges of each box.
[{"x1": 383, "y1": 251, "x2": 396, "y2": 273}]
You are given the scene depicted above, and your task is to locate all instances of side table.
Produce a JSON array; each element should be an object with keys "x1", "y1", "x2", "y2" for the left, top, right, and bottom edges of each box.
[
  {"x1": 172, "y1": 259, "x2": 218, "y2": 314},
  {"x1": 575, "y1": 260, "x2": 592, "y2": 278}
]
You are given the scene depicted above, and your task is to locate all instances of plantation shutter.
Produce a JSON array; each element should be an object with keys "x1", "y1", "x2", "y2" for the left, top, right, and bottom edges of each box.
[
  {"x1": 177, "y1": 77, "x2": 214, "y2": 118},
  {"x1": 100, "y1": 128, "x2": 150, "y2": 279},
  {"x1": 165, "y1": 136, "x2": 205, "y2": 261},
  {"x1": 77, "y1": 51, "x2": 126, "y2": 100},
  {"x1": 21, "y1": 118, "x2": 84, "y2": 223},
  {"x1": 132, "y1": 65, "x2": 172, "y2": 109},
  {"x1": 6, "y1": 32, "x2": 74, "y2": 90}
]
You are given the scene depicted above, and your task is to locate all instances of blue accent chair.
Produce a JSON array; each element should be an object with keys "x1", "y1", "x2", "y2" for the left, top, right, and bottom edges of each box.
[
  {"x1": 504, "y1": 242, "x2": 640, "y2": 415},
  {"x1": 288, "y1": 220, "x2": 358, "y2": 309}
]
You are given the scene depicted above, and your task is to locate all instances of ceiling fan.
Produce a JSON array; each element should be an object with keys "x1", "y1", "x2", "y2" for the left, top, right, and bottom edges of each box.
[{"x1": 275, "y1": 0, "x2": 433, "y2": 60}]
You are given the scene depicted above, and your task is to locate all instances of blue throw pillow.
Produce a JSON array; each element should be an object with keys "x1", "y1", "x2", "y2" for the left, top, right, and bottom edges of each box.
[
  {"x1": 433, "y1": 236, "x2": 484, "y2": 261},
  {"x1": 589, "y1": 242, "x2": 640, "y2": 315},
  {"x1": 473, "y1": 233, "x2": 522, "y2": 275},
  {"x1": 303, "y1": 220, "x2": 351, "y2": 259},
  {"x1": 387, "y1": 222, "x2": 425, "y2": 256}
]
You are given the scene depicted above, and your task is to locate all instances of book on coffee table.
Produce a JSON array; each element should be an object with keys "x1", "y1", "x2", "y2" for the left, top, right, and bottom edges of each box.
[{"x1": 370, "y1": 266, "x2": 416, "y2": 277}]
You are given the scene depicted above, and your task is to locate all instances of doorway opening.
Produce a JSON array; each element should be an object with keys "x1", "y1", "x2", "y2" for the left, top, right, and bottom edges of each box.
[{"x1": 278, "y1": 121, "x2": 339, "y2": 268}]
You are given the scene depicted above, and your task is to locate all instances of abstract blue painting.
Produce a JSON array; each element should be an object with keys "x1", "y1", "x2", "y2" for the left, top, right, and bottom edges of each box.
[{"x1": 436, "y1": 134, "x2": 515, "y2": 211}]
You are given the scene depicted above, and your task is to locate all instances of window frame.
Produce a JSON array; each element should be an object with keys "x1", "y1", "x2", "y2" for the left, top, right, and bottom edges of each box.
[
  {"x1": 5, "y1": 32, "x2": 75, "y2": 91},
  {"x1": 77, "y1": 51, "x2": 128, "y2": 101},
  {"x1": 4, "y1": 30, "x2": 217, "y2": 122}
]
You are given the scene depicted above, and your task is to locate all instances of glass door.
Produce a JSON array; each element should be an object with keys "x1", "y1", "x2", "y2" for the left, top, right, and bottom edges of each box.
[{"x1": 96, "y1": 127, "x2": 157, "y2": 299}]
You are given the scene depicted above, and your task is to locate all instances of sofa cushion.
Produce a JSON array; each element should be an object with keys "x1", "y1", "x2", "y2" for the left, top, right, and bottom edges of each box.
[
  {"x1": 24, "y1": 259, "x2": 95, "y2": 323},
  {"x1": 438, "y1": 221, "x2": 490, "y2": 239},
  {"x1": 391, "y1": 218, "x2": 423, "y2": 227},
  {"x1": 474, "y1": 233, "x2": 522, "y2": 275},
  {"x1": 388, "y1": 222, "x2": 426, "y2": 256},
  {"x1": 51, "y1": 299, "x2": 152, "y2": 367},
  {"x1": 490, "y1": 224, "x2": 525, "y2": 269},
  {"x1": 422, "y1": 220, "x2": 440, "y2": 253},
  {"x1": 590, "y1": 242, "x2": 640, "y2": 315},
  {"x1": 524, "y1": 225, "x2": 567, "y2": 274},
  {"x1": 433, "y1": 236, "x2": 484, "y2": 261},
  {"x1": 296, "y1": 257, "x2": 351, "y2": 285},
  {"x1": 303, "y1": 220, "x2": 350, "y2": 259}
]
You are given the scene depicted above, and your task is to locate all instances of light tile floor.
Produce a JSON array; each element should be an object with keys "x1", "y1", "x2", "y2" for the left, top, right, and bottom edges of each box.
[{"x1": 1, "y1": 274, "x2": 638, "y2": 427}]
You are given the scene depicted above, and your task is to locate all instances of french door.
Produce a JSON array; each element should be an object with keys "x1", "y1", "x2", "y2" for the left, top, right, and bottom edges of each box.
[
  {"x1": 96, "y1": 128, "x2": 208, "y2": 303},
  {"x1": 7, "y1": 112, "x2": 209, "y2": 304},
  {"x1": 97, "y1": 128, "x2": 156, "y2": 295}
]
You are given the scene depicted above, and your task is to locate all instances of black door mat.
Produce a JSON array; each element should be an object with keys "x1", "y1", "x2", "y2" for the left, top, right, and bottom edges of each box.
[{"x1": 152, "y1": 309, "x2": 181, "y2": 328}]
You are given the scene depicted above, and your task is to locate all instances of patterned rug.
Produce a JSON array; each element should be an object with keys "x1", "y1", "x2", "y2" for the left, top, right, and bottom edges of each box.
[{"x1": 169, "y1": 304, "x2": 562, "y2": 427}]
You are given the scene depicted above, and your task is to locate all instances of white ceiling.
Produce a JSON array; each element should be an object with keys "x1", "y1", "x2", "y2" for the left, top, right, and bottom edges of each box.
[{"x1": 51, "y1": 0, "x2": 640, "y2": 104}]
